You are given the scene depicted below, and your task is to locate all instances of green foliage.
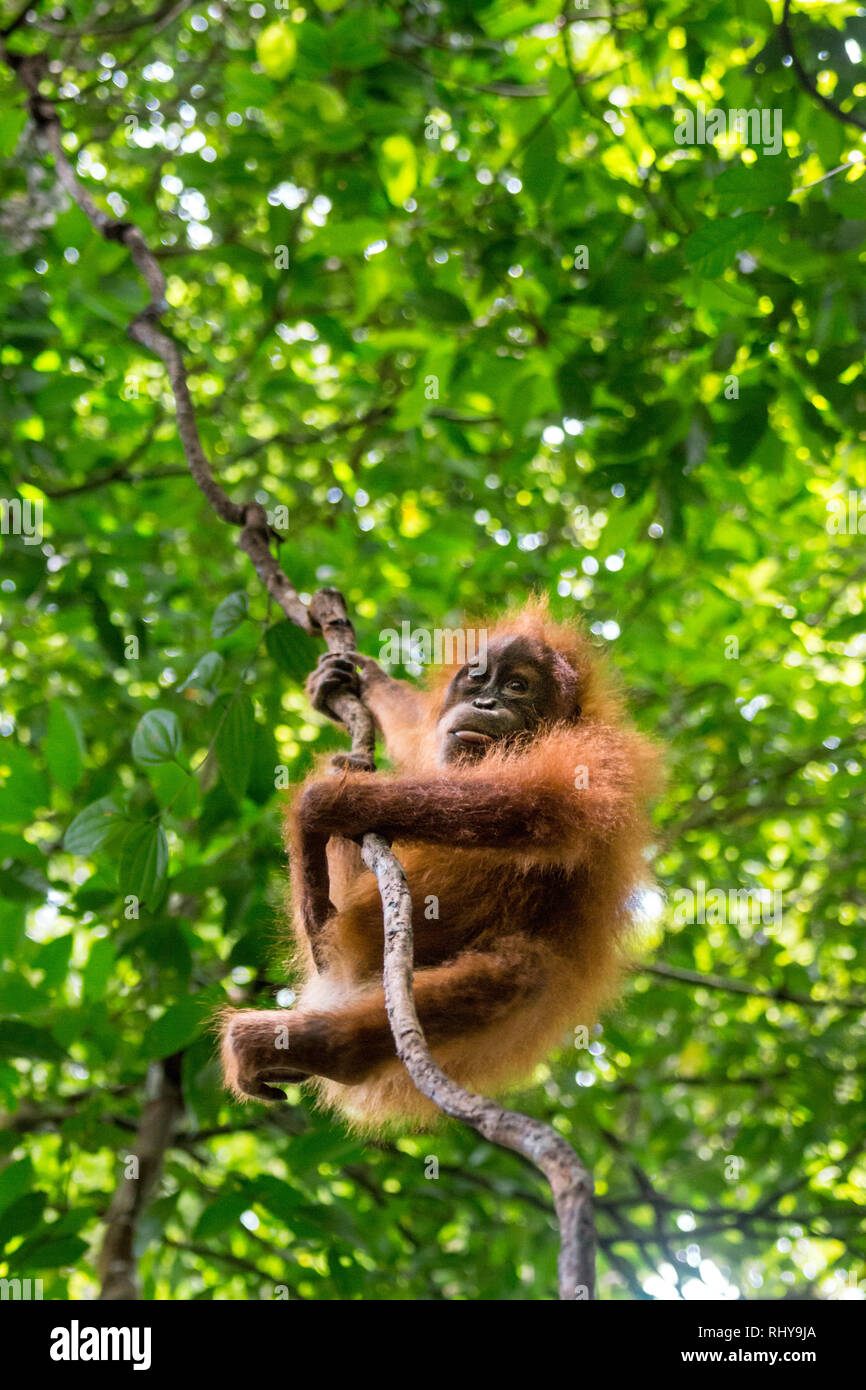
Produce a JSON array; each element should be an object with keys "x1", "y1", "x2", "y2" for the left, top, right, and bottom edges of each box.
[
  {"x1": 211, "y1": 592, "x2": 249, "y2": 640},
  {"x1": 0, "y1": 0, "x2": 864, "y2": 1302},
  {"x1": 131, "y1": 710, "x2": 183, "y2": 766},
  {"x1": 118, "y1": 823, "x2": 169, "y2": 909}
]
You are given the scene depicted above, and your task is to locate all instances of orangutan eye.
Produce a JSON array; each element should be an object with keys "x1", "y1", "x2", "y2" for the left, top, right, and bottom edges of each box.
[
  {"x1": 505, "y1": 677, "x2": 528, "y2": 693},
  {"x1": 467, "y1": 668, "x2": 486, "y2": 681}
]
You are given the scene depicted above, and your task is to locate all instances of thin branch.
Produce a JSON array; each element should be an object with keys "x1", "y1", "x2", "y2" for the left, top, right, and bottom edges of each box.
[
  {"x1": 399, "y1": 54, "x2": 549, "y2": 97},
  {"x1": 643, "y1": 961, "x2": 864, "y2": 1011},
  {"x1": 21, "y1": 415, "x2": 163, "y2": 497},
  {"x1": 0, "y1": 0, "x2": 39, "y2": 39},
  {"x1": 0, "y1": 1083, "x2": 138, "y2": 1132},
  {"x1": 792, "y1": 156, "x2": 866, "y2": 195},
  {"x1": 21, "y1": 408, "x2": 396, "y2": 500},
  {"x1": 32, "y1": 464, "x2": 192, "y2": 497},
  {"x1": 36, "y1": 0, "x2": 192, "y2": 39},
  {"x1": 807, "y1": 557, "x2": 866, "y2": 628},
  {"x1": 613, "y1": 1068, "x2": 798, "y2": 1090},
  {"x1": 671, "y1": 724, "x2": 866, "y2": 835},
  {"x1": 163, "y1": 1235, "x2": 306, "y2": 1296},
  {"x1": 10, "y1": 54, "x2": 243, "y2": 525},
  {"x1": 360, "y1": 832, "x2": 596, "y2": 1300},
  {"x1": 780, "y1": 0, "x2": 866, "y2": 133},
  {"x1": 5, "y1": 48, "x2": 324, "y2": 637},
  {"x1": 233, "y1": 405, "x2": 394, "y2": 464}
]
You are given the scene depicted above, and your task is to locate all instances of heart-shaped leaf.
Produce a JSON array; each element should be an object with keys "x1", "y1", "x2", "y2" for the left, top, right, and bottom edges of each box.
[
  {"x1": 216, "y1": 695, "x2": 255, "y2": 801},
  {"x1": 132, "y1": 710, "x2": 182, "y2": 766},
  {"x1": 211, "y1": 591, "x2": 249, "y2": 638},
  {"x1": 63, "y1": 797, "x2": 126, "y2": 855}
]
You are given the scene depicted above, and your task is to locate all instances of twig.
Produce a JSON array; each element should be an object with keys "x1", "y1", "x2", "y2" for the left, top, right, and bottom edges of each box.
[
  {"x1": 20, "y1": 416, "x2": 163, "y2": 497},
  {"x1": 780, "y1": 0, "x2": 866, "y2": 133},
  {"x1": 5, "y1": 42, "x2": 596, "y2": 1301},
  {"x1": 644, "y1": 961, "x2": 864, "y2": 1011},
  {"x1": 807, "y1": 557, "x2": 866, "y2": 628},
  {"x1": 163, "y1": 1235, "x2": 305, "y2": 1295},
  {"x1": 36, "y1": 0, "x2": 192, "y2": 39},
  {"x1": 31, "y1": 464, "x2": 192, "y2": 497},
  {"x1": 0, "y1": 0, "x2": 39, "y2": 39},
  {"x1": 791, "y1": 157, "x2": 866, "y2": 195}
]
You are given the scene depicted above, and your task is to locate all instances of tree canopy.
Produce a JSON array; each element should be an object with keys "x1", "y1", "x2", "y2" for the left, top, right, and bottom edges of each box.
[{"x1": 0, "y1": 0, "x2": 864, "y2": 1301}]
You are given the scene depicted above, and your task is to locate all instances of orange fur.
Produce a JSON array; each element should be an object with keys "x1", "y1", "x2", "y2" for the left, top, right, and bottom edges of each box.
[{"x1": 222, "y1": 598, "x2": 660, "y2": 1132}]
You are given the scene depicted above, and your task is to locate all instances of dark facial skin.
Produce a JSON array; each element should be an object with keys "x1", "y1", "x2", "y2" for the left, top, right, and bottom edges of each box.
[{"x1": 436, "y1": 636, "x2": 567, "y2": 765}]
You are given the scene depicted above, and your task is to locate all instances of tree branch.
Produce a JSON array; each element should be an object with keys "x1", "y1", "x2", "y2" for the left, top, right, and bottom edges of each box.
[
  {"x1": 780, "y1": 0, "x2": 866, "y2": 134},
  {"x1": 97, "y1": 1054, "x2": 184, "y2": 1300},
  {"x1": 35, "y1": 0, "x2": 194, "y2": 40},
  {"x1": 643, "y1": 961, "x2": 864, "y2": 1011},
  {"x1": 0, "y1": 0, "x2": 38, "y2": 39},
  {"x1": 5, "y1": 47, "x2": 596, "y2": 1301},
  {"x1": 163, "y1": 1234, "x2": 306, "y2": 1296},
  {"x1": 360, "y1": 832, "x2": 596, "y2": 1300}
]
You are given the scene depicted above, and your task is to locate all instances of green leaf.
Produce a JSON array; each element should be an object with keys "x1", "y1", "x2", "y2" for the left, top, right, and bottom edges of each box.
[
  {"x1": 63, "y1": 797, "x2": 125, "y2": 855},
  {"x1": 43, "y1": 703, "x2": 85, "y2": 793},
  {"x1": 179, "y1": 651, "x2": 224, "y2": 694},
  {"x1": 193, "y1": 1192, "x2": 251, "y2": 1239},
  {"x1": 522, "y1": 122, "x2": 559, "y2": 206},
  {"x1": 378, "y1": 134, "x2": 417, "y2": 206},
  {"x1": 715, "y1": 159, "x2": 793, "y2": 214},
  {"x1": 556, "y1": 355, "x2": 593, "y2": 417},
  {"x1": 132, "y1": 710, "x2": 182, "y2": 766},
  {"x1": 14, "y1": 1234, "x2": 89, "y2": 1270},
  {"x1": 0, "y1": 1192, "x2": 47, "y2": 1249},
  {"x1": 282, "y1": 1128, "x2": 366, "y2": 1174},
  {"x1": 264, "y1": 622, "x2": 320, "y2": 681},
  {"x1": 405, "y1": 288, "x2": 470, "y2": 325},
  {"x1": 828, "y1": 175, "x2": 866, "y2": 219},
  {"x1": 256, "y1": 21, "x2": 298, "y2": 79},
  {"x1": 148, "y1": 761, "x2": 198, "y2": 816},
  {"x1": 304, "y1": 218, "x2": 386, "y2": 258},
  {"x1": 328, "y1": 10, "x2": 387, "y2": 68},
  {"x1": 724, "y1": 385, "x2": 770, "y2": 467},
  {"x1": 118, "y1": 823, "x2": 169, "y2": 909},
  {"x1": 683, "y1": 213, "x2": 764, "y2": 277},
  {"x1": 142, "y1": 997, "x2": 202, "y2": 1059},
  {"x1": 309, "y1": 83, "x2": 348, "y2": 124},
  {"x1": 0, "y1": 1022, "x2": 65, "y2": 1063},
  {"x1": 221, "y1": 61, "x2": 276, "y2": 106},
  {"x1": 211, "y1": 590, "x2": 249, "y2": 638},
  {"x1": 0, "y1": 742, "x2": 50, "y2": 826},
  {"x1": 0, "y1": 975, "x2": 43, "y2": 1013},
  {"x1": 0, "y1": 108, "x2": 27, "y2": 158},
  {"x1": 216, "y1": 695, "x2": 255, "y2": 801},
  {"x1": 254, "y1": 1174, "x2": 306, "y2": 1224},
  {"x1": 0, "y1": 832, "x2": 41, "y2": 865},
  {"x1": 0, "y1": 1159, "x2": 34, "y2": 1216},
  {"x1": 35, "y1": 934, "x2": 74, "y2": 990},
  {"x1": 82, "y1": 937, "x2": 115, "y2": 1003}
]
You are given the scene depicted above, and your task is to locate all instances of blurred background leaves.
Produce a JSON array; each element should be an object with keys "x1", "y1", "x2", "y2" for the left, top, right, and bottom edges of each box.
[{"x1": 0, "y1": 0, "x2": 864, "y2": 1300}]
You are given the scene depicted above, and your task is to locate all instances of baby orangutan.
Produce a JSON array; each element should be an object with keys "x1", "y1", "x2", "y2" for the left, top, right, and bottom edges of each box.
[{"x1": 221, "y1": 599, "x2": 658, "y2": 1129}]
